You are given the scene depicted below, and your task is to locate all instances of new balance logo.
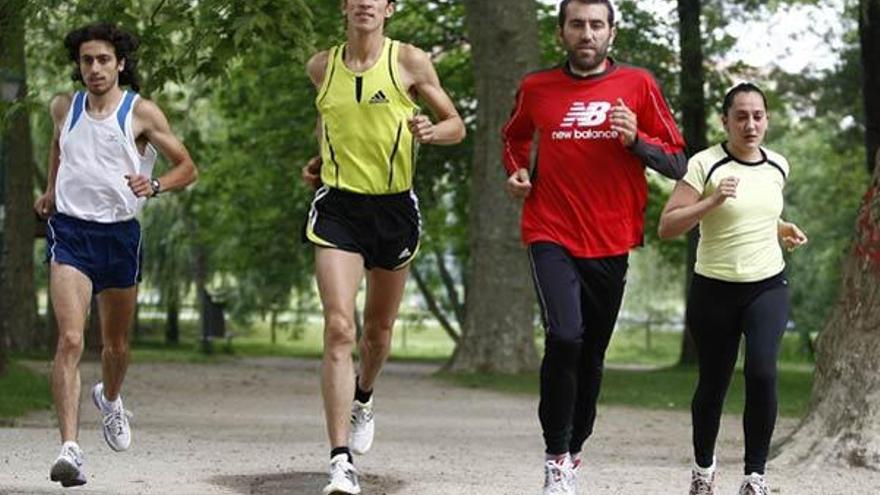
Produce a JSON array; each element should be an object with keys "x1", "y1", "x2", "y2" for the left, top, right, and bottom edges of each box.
[
  {"x1": 369, "y1": 91, "x2": 390, "y2": 104},
  {"x1": 398, "y1": 247, "x2": 412, "y2": 259},
  {"x1": 560, "y1": 101, "x2": 611, "y2": 128},
  {"x1": 553, "y1": 100, "x2": 618, "y2": 140}
]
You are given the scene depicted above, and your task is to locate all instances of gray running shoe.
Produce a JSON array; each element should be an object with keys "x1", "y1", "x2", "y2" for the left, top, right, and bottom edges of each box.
[
  {"x1": 688, "y1": 466, "x2": 715, "y2": 495},
  {"x1": 92, "y1": 382, "x2": 132, "y2": 451},
  {"x1": 323, "y1": 454, "x2": 361, "y2": 494},
  {"x1": 49, "y1": 441, "x2": 86, "y2": 487},
  {"x1": 738, "y1": 473, "x2": 770, "y2": 495},
  {"x1": 349, "y1": 398, "x2": 374, "y2": 455},
  {"x1": 543, "y1": 455, "x2": 575, "y2": 495}
]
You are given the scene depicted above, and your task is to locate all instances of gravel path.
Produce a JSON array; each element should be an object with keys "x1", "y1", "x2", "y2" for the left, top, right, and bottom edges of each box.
[{"x1": 1, "y1": 358, "x2": 877, "y2": 494}]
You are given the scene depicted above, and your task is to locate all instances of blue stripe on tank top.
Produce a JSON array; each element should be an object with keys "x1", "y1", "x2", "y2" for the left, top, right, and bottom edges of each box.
[
  {"x1": 69, "y1": 91, "x2": 86, "y2": 131},
  {"x1": 117, "y1": 91, "x2": 136, "y2": 133}
]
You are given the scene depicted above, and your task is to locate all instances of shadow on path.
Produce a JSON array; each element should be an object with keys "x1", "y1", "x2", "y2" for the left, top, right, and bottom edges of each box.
[{"x1": 211, "y1": 471, "x2": 405, "y2": 494}]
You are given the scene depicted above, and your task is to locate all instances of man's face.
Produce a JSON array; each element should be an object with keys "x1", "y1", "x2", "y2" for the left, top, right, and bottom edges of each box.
[
  {"x1": 558, "y1": 2, "x2": 616, "y2": 74},
  {"x1": 78, "y1": 40, "x2": 121, "y2": 96},
  {"x1": 343, "y1": 0, "x2": 395, "y2": 32},
  {"x1": 722, "y1": 91, "x2": 768, "y2": 152}
]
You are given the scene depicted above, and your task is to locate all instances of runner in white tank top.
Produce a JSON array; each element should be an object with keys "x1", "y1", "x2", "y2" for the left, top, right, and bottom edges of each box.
[{"x1": 32, "y1": 23, "x2": 198, "y2": 489}]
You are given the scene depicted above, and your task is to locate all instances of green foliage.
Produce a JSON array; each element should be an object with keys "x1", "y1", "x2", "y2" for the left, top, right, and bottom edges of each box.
[
  {"x1": 441, "y1": 365, "x2": 813, "y2": 417},
  {"x1": 0, "y1": 361, "x2": 52, "y2": 420}
]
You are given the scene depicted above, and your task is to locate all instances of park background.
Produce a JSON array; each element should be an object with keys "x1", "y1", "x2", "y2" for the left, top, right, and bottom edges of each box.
[{"x1": 1, "y1": 0, "x2": 879, "y2": 487}]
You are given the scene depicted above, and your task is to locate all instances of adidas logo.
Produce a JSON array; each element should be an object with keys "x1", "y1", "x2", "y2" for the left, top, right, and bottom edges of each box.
[
  {"x1": 369, "y1": 90, "x2": 390, "y2": 104},
  {"x1": 397, "y1": 247, "x2": 412, "y2": 259}
]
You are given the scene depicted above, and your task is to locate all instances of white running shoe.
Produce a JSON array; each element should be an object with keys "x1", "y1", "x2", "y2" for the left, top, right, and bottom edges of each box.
[
  {"x1": 688, "y1": 464, "x2": 716, "y2": 495},
  {"x1": 91, "y1": 382, "x2": 132, "y2": 451},
  {"x1": 738, "y1": 473, "x2": 770, "y2": 495},
  {"x1": 349, "y1": 398, "x2": 374, "y2": 455},
  {"x1": 322, "y1": 454, "x2": 361, "y2": 494},
  {"x1": 569, "y1": 456, "x2": 581, "y2": 494},
  {"x1": 49, "y1": 441, "x2": 86, "y2": 487},
  {"x1": 543, "y1": 455, "x2": 575, "y2": 495}
]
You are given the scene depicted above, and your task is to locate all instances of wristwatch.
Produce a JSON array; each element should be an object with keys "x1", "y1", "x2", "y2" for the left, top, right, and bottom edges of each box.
[{"x1": 150, "y1": 178, "x2": 162, "y2": 197}]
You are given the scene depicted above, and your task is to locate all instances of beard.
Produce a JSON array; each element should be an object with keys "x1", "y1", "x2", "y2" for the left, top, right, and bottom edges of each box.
[{"x1": 566, "y1": 40, "x2": 611, "y2": 74}]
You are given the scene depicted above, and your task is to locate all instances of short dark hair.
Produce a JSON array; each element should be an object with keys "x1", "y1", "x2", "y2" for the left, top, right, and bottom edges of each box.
[
  {"x1": 64, "y1": 23, "x2": 141, "y2": 92},
  {"x1": 558, "y1": 0, "x2": 615, "y2": 28},
  {"x1": 721, "y1": 82, "x2": 767, "y2": 116}
]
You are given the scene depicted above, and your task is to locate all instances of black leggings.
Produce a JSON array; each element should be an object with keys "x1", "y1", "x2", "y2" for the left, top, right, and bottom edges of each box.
[
  {"x1": 528, "y1": 242, "x2": 628, "y2": 456},
  {"x1": 687, "y1": 272, "x2": 789, "y2": 475}
]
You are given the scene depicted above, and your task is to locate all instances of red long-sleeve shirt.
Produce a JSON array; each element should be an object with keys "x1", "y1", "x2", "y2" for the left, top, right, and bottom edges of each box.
[{"x1": 502, "y1": 60, "x2": 686, "y2": 258}]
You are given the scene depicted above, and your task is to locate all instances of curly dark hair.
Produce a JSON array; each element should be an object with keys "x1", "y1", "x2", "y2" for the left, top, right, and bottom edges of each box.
[{"x1": 64, "y1": 23, "x2": 141, "y2": 92}]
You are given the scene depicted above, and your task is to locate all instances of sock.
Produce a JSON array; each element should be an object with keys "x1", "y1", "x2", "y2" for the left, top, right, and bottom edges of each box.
[
  {"x1": 545, "y1": 452, "x2": 569, "y2": 463},
  {"x1": 102, "y1": 392, "x2": 122, "y2": 412},
  {"x1": 331, "y1": 447, "x2": 352, "y2": 463},
  {"x1": 354, "y1": 378, "x2": 373, "y2": 404},
  {"x1": 695, "y1": 457, "x2": 716, "y2": 475},
  {"x1": 570, "y1": 452, "x2": 582, "y2": 468}
]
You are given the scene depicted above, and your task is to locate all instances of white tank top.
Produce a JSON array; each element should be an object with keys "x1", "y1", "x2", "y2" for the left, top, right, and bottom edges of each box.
[{"x1": 56, "y1": 90, "x2": 158, "y2": 223}]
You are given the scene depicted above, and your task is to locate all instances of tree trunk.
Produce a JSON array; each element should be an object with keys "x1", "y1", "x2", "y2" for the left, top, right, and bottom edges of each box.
[
  {"x1": 775, "y1": 150, "x2": 880, "y2": 468},
  {"x1": 677, "y1": 0, "x2": 707, "y2": 366},
  {"x1": 0, "y1": 0, "x2": 37, "y2": 357},
  {"x1": 450, "y1": 0, "x2": 540, "y2": 373},
  {"x1": 861, "y1": 0, "x2": 880, "y2": 174},
  {"x1": 165, "y1": 296, "x2": 180, "y2": 346}
]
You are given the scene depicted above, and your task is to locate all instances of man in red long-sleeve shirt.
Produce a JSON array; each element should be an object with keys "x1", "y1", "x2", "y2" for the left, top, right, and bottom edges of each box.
[{"x1": 501, "y1": 1, "x2": 686, "y2": 493}]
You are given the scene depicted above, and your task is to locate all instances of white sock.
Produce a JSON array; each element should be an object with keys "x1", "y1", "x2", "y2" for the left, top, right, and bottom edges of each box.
[
  {"x1": 101, "y1": 392, "x2": 122, "y2": 412},
  {"x1": 545, "y1": 453, "x2": 569, "y2": 463}
]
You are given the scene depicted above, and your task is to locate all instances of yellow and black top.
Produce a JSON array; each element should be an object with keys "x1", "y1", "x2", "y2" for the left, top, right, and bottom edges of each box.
[{"x1": 316, "y1": 38, "x2": 420, "y2": 195}]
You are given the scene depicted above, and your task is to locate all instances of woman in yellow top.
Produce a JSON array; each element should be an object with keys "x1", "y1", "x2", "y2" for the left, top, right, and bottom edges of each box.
[
  {"x1": 299, "y1": 1, "x2": 465, "y2": 494},
  {"x1": 659, "y1": 82, "x2": 807, "y2": 495}
]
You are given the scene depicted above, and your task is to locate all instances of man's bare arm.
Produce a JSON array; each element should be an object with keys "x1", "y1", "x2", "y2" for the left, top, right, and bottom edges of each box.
[
  {"x1": 130, "y1": 99, "x2": 198, "y2": 197},
  {"x1": 34, "y1": 94, "x2": 72, "y2": 217},
  {"x1": 399, "y1": 44, "x2": 465, "y2": 145}
]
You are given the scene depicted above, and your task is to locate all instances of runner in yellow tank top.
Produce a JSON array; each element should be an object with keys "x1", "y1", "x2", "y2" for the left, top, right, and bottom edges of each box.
[
  {"x1": 316, "y1": 37, "x2": 419, "y2": 194},
  {"x1": 299, "y1": 1, "x2": 465, "y2": 494}
]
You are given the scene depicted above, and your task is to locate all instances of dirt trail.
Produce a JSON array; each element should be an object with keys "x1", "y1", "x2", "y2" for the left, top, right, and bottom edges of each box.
[{"x1": 1, "y1": 358, "x2": 877, "y2": 494}]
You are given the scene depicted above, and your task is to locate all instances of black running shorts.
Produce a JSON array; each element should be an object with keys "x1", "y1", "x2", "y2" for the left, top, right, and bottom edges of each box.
[{"x1": 303, "y1": 186, "x2": 421, "y2": 270}]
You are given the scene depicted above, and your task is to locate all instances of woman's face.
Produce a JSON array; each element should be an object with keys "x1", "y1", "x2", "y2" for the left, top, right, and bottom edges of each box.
[{"x1": 722, "y1": 91, "x2": 768, "y2": 152}]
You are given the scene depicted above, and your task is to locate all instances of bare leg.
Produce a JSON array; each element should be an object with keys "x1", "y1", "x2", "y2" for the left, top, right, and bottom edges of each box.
[
  {"x1": 50, "y1": 263, "x2": 92, "y2": 444},
  {"x1": 358, "y1": 266, "x2": 409, "y2": 392},
  {"x1": 96, "y1": 286, "x2": 137, "y2": 401},
  {"x1": 316, "y1": 248, "x2": 365, "y2": 449}
]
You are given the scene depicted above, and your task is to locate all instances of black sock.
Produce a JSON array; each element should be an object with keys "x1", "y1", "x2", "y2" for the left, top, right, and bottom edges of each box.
[
  {"x1": 354, "y1": 377, "x2": 373, "y2": 403},
  {"x1": 331, "y1": 447, "x2": 352, "y2": 463}
]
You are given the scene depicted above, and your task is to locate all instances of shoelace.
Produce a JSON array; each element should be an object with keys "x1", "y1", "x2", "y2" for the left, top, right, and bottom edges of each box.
[
  {"x1": 690, "y1": 476, "x2": 713, "y2": 495},
  {"x1": 741, "y1": 478, "x2": 768, "y2": 495},
  {"x1": 351, "y1": 406, "x2": 373, "y2": 425},
  {"x1": 103, "y1": 408, "x2": 133, "y2": 435},
  {"x1": 544, "y1": 461, "x2": 570, "y2": 491},
  {"x1": 331, "y1": 460, "x2": 358, "y2": 486},
  {"x1": 62, "y1": 446, "x2": 83, "y2": 467}
]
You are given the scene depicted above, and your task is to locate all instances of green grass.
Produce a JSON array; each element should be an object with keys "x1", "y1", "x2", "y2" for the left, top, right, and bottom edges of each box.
[
  {"x1": 0, "y1": 361, "x2": 52, "y2": 421},
  {"x1": 440, "y1": 365, "x2": 814, "y2": 418}
]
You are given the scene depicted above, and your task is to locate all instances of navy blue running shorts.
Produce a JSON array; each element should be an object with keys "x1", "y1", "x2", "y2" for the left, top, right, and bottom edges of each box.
[{"x1": 46, "y1": 213, "x2": 143, "y2": 293}]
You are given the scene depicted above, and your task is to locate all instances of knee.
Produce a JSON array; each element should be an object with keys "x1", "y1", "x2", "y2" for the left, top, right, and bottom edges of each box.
[
  {"x1": 102, "y1": 340, "x2": 129, "y2": 358},
  {"x1": 362, "y1": 319, "x2": 393, "y2": 350},
  {"x1": 544, "y1": 334, "x2": 582, "y2": 366},
  {"x1": 744, "y1": 361, "x2": 777, "y2": 388},
  {"x1": 324, "y1": 313, "x2": 356, "y2": 356},
  {"x1": 56, "y1": 331, "x2": 84, "y2": 357}
]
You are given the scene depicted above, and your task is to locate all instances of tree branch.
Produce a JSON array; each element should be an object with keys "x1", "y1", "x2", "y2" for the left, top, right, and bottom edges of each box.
[
  {"x1": 410, "y1": 263, "x2": 460, "y2": 343},
  {"x1": 433, "y1": 247, "x2": 465, "y2": 329}
]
